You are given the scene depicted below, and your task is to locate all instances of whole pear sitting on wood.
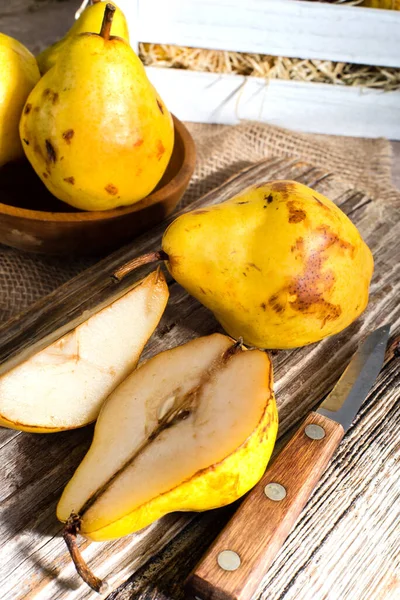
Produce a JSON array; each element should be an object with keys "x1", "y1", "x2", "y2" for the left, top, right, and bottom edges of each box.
[
  {"x1": 20, "y1": 4, "x2": 174, "y2": 211},
  {"x1": 118, "y1": 181, "x2": 374, "y2": 349}
]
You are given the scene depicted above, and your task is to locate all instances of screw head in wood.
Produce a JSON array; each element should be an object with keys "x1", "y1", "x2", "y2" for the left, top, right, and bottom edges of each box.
[
  {"x1": 305, "y1": 423, "x2": 326, "y2": 440},
  {"x1": 217, "y1": 550, "x2": 241, "y2": 571},
  {"x1": 264, "y1": 482, "x2": 287, "y2": 501}
]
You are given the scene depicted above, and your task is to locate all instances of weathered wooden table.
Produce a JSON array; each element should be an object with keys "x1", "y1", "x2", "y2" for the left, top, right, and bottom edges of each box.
[
  {"x1": 0, "y1": 156, "x2": 399, "y2": 600},
  {"x1": 0, "y1": 2, "x2": 399, "y2": 599}
]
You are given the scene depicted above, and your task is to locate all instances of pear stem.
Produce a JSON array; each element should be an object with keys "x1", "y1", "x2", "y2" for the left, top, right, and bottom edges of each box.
[
  {"x1": 100, "y1": 3, "x2": 116, "y2": 40},
  {"x1": 112, "y1": 250, "x2": 168, "y2": 282},
  {"x1": 63, "y1": 515, "x2": 109, "y2": 594},
  {"x1": 223, "y1": 337, "x2": 244, "y2": 360}
]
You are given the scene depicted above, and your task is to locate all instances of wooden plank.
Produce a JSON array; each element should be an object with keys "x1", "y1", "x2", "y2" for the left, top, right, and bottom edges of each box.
[
  {"x1": 118, "y1": 0, "x2": 400, "y2": 68},
  {"x1": 144, "y1": 67, "x2": 400, "y2": 139},
  {"x1": 110, "y1": 341, "x2": 400, "y2": 600},
  {"x1": 110, "y1": 346, "x2": 400, "y2": 600},
  {"x1": 0, "y1": 158, "x2": 399, "y2": 600}
]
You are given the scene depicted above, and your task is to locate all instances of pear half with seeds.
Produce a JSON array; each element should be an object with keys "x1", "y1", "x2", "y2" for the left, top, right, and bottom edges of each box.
[
  {"x1": 57, "y1": 333, "x2": 278, "y2": 592},
  {"x1": 0, "y1": 270, "x2": 168, "y2": 433}
]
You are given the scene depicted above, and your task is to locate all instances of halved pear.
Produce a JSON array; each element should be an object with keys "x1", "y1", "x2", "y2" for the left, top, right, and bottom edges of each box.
[
  {"x1": 57, "y1": 333, "x2": 278, "y2": 591},
  {"x1": 0, "y1": 270, "x2": 168, "y2": 433}
]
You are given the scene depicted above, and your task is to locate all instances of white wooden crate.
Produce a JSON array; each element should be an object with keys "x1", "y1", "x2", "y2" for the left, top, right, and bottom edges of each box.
[{"x1": 118, "y1": 0, "x2": 400, "y2": 138}]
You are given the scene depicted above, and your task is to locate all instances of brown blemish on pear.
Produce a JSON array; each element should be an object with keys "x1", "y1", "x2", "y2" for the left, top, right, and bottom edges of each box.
[
  {"x1": 269, "y1": 224, "x2": 355, "y2": 326},
  {"x1": 291, "y1": 237, "x2": 304, "y2": 254},
  {"x1": 64, "y1": 176, "x2": 75, "y2": 185},
  {"x1": 24, "y1": 103, "x2": 32, "y2": 115},
  {"x1": 133, "y1": 138, "x2": 143, "y2": 147},
  {"x1": 62, "y1": 129, "x2": 74, "y2": 144},
  {"x1": 247, "y1": 263, "x2": 262, "y2": 272},
  {"x1": 156, "y1": 140, "x2": 165, "y2": 160},
  {"x1": 105, "y1": 183, "x2": 118, "y2": 195},
  {"x1": 45, "y1": 139, "x2": 57, "y2": 164},
  {"x1": 43, "y1": 88, "x2": 59, "y2": 104},
  {"x1": 268, "y1": 294, "x2": 285, "y2": 314},
  {"x1": 287, "y1": 200, "x2": 306, "y2": 223}
]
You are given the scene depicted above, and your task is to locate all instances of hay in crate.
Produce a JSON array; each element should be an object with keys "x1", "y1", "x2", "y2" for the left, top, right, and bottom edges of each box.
[{"x1": 139, "y1": 44, "x2": 400, "y2": 92}]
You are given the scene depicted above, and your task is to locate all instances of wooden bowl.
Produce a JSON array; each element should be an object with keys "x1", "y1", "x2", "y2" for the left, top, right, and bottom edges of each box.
[{"x1": 0, "y1": 115, "x2": 195, "y2": 256}]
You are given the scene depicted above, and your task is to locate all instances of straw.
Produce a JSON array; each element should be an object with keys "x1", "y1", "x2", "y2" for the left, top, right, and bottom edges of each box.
[{"x1": 139, "y1": 44, "x2": 400, "y2": 91}]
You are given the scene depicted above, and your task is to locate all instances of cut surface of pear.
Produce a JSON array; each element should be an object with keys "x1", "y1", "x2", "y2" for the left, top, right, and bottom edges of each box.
[
  {"x1": 36, "y1": 0, "x2": 130, "y2": 75},
  {"x1": 57, "y1": 333, "x2": 278, "y2": 550},
  {"x1": 0, "y1": 270, "x2": 168, "y2": 432}
]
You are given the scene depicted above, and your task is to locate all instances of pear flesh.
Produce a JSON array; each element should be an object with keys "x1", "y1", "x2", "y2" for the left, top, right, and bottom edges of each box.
[
  {"x1": 20, "y1": 5, "x2": 174, "y2": 211},
  {"x1": 0, "y1": 270, "x2": 168, "y2": 432},
  {"x1": 0, "y1": 33, "x2": 40, "y2": 166},
  {"x1": 57, "y1": 333, "x2": 278, "y2": 545},
  {"x1": 36, "y1": 0, "x2": 130, "y2": 75},
  {"x1": 161, "y1": 181, "x2": 374, "y2": 349}
]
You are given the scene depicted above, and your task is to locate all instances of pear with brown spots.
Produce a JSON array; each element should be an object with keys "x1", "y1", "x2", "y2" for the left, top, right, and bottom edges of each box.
[
  {"x1": 161, "y1": 181, "x2": 374, "y2": 348},
  {"x1": 19, "y1": 3, "x2": 174, "y2": 212}
]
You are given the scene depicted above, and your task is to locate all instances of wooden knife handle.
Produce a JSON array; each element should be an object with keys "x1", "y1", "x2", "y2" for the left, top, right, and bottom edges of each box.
[{"x1": 185, "y1": 412, "x2": 345, "y2": 600}]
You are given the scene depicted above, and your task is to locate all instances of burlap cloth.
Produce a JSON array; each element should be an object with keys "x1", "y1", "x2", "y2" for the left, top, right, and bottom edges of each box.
[{"x1": 0, "y1": 122, "x2": 395, "y2": 324}]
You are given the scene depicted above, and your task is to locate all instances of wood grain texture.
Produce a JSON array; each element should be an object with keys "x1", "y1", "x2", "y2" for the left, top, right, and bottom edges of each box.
[
  {"x1": 0, "y1": 158, "x2": 399, "y2": 600},
  {"x1": 186, "y1": 413, "x2": 345, "y2": 600}
]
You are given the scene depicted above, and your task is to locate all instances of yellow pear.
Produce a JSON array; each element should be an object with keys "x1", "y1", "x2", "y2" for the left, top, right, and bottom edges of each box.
[
  {"x1": 36, "y1": 0, "x2": 130, "y2": 75},
  {"x1": 0, "y1": 33, "x2": 40, "y2": 166},
  {"x1": 57, "y1": 333, "x2": 278, "y2": 592},
  {"x1": 20, "y1": 4, "x2": 174, "y2": 211},
  {"x1": 160, "y1": 181, "x2": 374, "y2": 349},
  {"x1": 0, "y1": 270, "x2": 168, "y2": 433}
]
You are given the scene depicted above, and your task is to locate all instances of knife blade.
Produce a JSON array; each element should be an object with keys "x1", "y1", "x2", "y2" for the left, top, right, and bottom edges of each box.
[{"x1": 185, "y1": 325, "x2": 391, "y2": 600}]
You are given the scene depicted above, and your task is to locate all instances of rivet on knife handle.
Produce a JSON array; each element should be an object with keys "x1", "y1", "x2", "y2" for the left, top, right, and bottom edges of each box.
[{"x1": 185, "y1": 412, "x2": 344, "y2": 600}]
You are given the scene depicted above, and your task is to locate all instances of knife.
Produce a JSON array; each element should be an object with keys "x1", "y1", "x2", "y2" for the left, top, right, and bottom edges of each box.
[{"x1": 185, "y1": 324, "x2": 391, "y2": 600}]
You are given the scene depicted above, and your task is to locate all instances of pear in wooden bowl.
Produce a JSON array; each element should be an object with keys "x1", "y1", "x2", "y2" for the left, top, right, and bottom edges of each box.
[{"x1": 0, "y1": 115, "x2": 195, "y2": 256}]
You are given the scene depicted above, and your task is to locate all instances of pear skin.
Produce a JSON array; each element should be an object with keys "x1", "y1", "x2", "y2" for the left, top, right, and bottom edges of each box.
[
  {"x1": 36, "y1": 0, "x2": 130, "y2": 75},
  {"x1": 20, "y1": 4, "x2": 174, "y2": 211},
  {"x1": 57, "y1": 334, "x2": 278, "y2": 592},
  {"x1": 0, "y1": 33, "x2": 40, "y2": 166},
  {"x1": 161, "y1": 181, "x2": 374, "y2": 349}
]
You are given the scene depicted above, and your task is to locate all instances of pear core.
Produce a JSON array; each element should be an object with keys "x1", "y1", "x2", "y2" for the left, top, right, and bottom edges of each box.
[{"x1": 57, "y1": 334, "x2": 277, "y2": 541}]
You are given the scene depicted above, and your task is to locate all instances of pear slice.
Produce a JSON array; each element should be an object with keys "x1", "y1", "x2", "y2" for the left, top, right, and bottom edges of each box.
[
  {"x1": 57, "y1": 333, "x2": 278, "y2": 592},
  {"x1": 0, "y1": 270, "x2": 168, "y2": 433}
]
